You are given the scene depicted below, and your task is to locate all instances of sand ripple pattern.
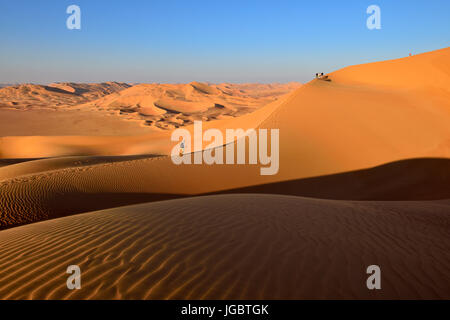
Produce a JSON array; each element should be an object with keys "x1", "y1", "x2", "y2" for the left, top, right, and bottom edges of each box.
[
  {"x1": 0, "y1": 155, "x2": 168, "y2": 229},
  {"x1": 0, "y1": 194, "x2": 449, "y2": 299}
]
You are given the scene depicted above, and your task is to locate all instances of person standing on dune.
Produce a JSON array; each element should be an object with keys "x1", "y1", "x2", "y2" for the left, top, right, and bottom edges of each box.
[{"x1": 180, "y1": 139, "x2": 185, "y2": 157}]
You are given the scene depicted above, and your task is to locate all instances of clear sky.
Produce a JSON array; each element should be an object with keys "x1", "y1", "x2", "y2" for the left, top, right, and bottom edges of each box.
[{"x1": 0, "y1": 0, "x2": 449, "y2": 84}]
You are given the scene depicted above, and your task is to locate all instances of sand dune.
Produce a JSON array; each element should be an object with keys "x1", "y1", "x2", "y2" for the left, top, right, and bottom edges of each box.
[
  {"x1": 78, "y1": 82, "x2": 300, "y2": 130},
  {"x1": 0, "y1": 48, "x2": 449, "y2": 301},
  {"x1": 0, "y1": 82, "x2": 150, "y2": 137},
  {"x1": 0, "y1": 82, "x2": 299, "y2": 154},
  {"x1": 0, "y1": 82, "x2": 299, "y2": 137},
  {"x1": 0, "y1": 82, "x2": 131, "y2": 109},
  {"x1": 0, "y1": 87, "x2": 290, "y2": 157},
  {"x1": 0, "y1": 48, "x2": 449, "y2": 230},
  {"x1": 0, "y1": 157, "x2": 449, "y2": 230},
  {"x1": 0, "y1": 108, "x2": 159, "y2": 137},
  {"x1": 0, "y1": 194, "x2": 448, "y2": 299},
  {"x1": 1, "y1": 48, "x2": 448, "y2": 165},
  {"x1": 0, "y1": 155, "x2": 160, "y2": 181}
]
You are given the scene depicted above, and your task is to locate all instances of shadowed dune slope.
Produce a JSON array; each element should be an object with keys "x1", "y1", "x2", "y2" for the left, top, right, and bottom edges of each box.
[
  {"x1": 216, "y1": 158, "x2": 450, "y2": 201},
  {"x1": 0, "y1": 48, "x2": 448, "y2": 184},
  {"x1": 0, "y1": 194, "x2": 448, "y2": 300}
]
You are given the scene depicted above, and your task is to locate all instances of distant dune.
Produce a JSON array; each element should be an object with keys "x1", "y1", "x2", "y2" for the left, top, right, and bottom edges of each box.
[
  {"x1": 0, "y1": 82, "x2": 131, "y2": 109},
  {"x1": 217, "y1": 158, "x2": 450, "y2": 201},
  {"x1": 0, "y1": 48, "x2": 448, "y2": 227},
  {"x1": 0, "y1": 84, "x2": 18, "y2": 89},
  {"x1": 0, "y1": 194, "x2": 448, "y2": 299},
  {"x1": 0, "y1": 82, "x2": 299, "y2": 137},
  {"x1": 87, "y1": 82, "x2": 300, "y2": 130}
]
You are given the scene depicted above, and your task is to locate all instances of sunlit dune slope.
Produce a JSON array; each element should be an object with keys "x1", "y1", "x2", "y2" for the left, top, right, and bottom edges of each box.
[{"x1": 0, "y1": 194, "x2": 448, "y2": 299}]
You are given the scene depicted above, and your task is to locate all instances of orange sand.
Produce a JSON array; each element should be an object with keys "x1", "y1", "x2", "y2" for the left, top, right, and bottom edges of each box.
[
  {"x1": 0, "y1": 194, "x2": 448, "y2": 299},
  {"x1": 0, "y1": 48, "x2": 449, "y2": 300}
]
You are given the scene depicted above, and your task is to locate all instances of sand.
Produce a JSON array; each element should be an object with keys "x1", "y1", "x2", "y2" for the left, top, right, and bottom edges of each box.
[
  {"x1": 0, "y1": 194, "x2": 448, "y2": 299},
  {"x1": 0, "y1": 82, "x2": 131, "y2": 110},
  {"x1": 1, "y1": 157, "x2": 449, "y2": 230},
  {"x1": 0, "y1": 82, "x2": 299, "y2": 158},
  {"x1": 88, "y1": 82, "x2": 301, "y2": 129},
  {"x1": 218, "y1": 158, "x2": 450, "y2": 201},
  {"x1": 0, "y1": 109, "x2": 156, "y2": 136},
  {"x1": 0, "y1": 48, "x2": 449, "y2": 224},
  {"x1": 0, "y1": 82, "x2": 299, "y2": 137},
  {"x1": 1, "y1": 49, "x2": 448, "y2": 167},
  {"x1": 0, "y1": 47, "x2": 449, "y2": 300}
]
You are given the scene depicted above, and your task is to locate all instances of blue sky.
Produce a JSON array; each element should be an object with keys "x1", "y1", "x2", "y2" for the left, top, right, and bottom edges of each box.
[{"x1": 0, "y1": 0, "x2": 449, "y2": 83}]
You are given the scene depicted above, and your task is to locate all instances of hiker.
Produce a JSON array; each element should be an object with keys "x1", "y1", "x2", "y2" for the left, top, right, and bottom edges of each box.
[{"x1": 179, "y1": 139, "x2": 185, "y2": 157}]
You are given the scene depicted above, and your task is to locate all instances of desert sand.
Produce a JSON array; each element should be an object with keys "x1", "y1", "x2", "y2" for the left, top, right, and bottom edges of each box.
[
  {"x1": 0, "y1": 47, "x2": 449, "y2": 299},
  {"x1": 1, "y1": 48, "x2": 448, "y2": 193},
  {"x1": 0, "y1": 194, "x2": 449, "y2": 299},
  {"x1": 0, "y1": 82, "x2": 299, "y2": 137},
  {"x1": 1, "y1": 157, "x2": 450, "y2": 230},
  {"x1": 0, "y1": 82, "x2": 131, "y2": 110}
]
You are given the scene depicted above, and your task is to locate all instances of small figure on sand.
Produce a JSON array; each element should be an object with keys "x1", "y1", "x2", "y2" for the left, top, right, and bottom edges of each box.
[
  {"x1": 179, "y1": 139, "x2": 185, "y2": 157},
  {"x1": 315, "y1": 72, "x2": 330, "y2": 81}
]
